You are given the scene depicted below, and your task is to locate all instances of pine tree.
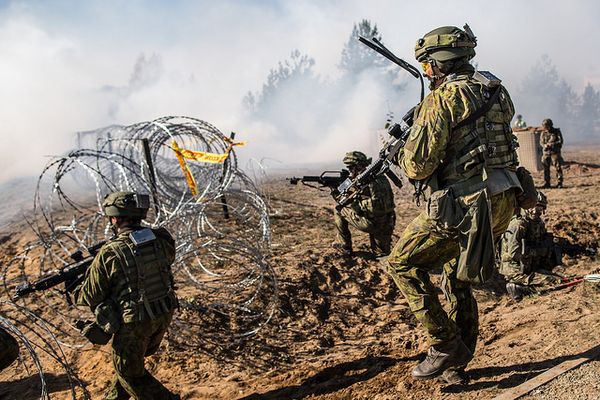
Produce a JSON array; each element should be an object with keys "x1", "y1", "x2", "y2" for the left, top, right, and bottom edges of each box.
[{"x1": 339, "y1": 19, "x2": 385, "y2": 74}]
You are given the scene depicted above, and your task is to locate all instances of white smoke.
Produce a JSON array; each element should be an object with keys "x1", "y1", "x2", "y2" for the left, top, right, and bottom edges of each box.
[{"x1": 1, "y1": 0, "x2": 599, "y2": 183}]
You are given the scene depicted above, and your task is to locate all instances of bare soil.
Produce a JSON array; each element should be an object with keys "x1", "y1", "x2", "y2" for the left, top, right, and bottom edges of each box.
[{"x1": 1, "y1": 147, "x2": 600, "y2": 399}]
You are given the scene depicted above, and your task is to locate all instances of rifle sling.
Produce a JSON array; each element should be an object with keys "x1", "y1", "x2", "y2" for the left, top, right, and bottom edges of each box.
[{"x1": 453, "y1": 86, "x2": 501, "y2": 131}]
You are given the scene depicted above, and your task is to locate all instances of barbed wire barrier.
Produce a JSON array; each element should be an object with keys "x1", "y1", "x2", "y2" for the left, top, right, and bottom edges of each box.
[
  {"x1": 0, "y1": 302, "x2": 90, "y2": 399},
  {"x1": 1, "y1": 116, "x2": 277, "y2": 388}
]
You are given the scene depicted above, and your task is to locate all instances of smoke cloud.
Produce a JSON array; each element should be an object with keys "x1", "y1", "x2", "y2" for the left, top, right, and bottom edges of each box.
[{"x1": 1, "y1": 0, "x2": 599, "y2": 183}]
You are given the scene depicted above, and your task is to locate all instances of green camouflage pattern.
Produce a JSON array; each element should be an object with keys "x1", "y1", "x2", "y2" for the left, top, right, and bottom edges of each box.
[
  {"x1": 334, "y1": 175, "x2": 395, "y2": 256},
  {"x1": 74, "y1": 227, "x2": 176, "y2": 323},
  {"x1": 105, "y1": 313, "x2": 177, "y2": 400},
  {"x1": 0, "y1": 326, "x2": 19, "y2": 371},
  {"x1": 343, "y1": 151, "x2": 371, "y2": 166},
  {"x1": 387, "y1": 190, "x2": 516, "y2": 348},
  {"x1": 498, "y1": 214, "x2": 561, "y2": 288},
  {"x1": 74, "y1": 226, "x2": 178, "y2": 400},
  {"x1": 540, "y1": 127, "x2": 564, "y2": 186},
  {"x1": 398, "y1": 73, "x2": 516, "y2": 182}
]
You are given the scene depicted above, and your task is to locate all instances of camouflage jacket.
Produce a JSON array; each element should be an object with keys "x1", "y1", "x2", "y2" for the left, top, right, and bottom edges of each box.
[
  {"x1": 398, "y1": 69, "x2": 517, "y2": 195},
  {"x1": 500, "y1": 213, "x2": 550, "y2": 270},
  {"x1": 345, "y1": 175, "x2": 395, "y2": 218},
  {"x1": 540, "y1": 127, "x2": 563, "y2": 154},
  {"x1": 74, "y1": 226, "x2": 176, "y2": 323}
]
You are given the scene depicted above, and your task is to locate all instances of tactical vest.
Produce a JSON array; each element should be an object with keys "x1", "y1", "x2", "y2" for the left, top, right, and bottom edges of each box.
[
  {"x1": 363, "y1": 176, "x2": 395, "y2": 216},
  {"x1": 107, "y1": 228, "x2": 177, "y2": 323},
  {"x1": 436, "y1": 74, "x2": 520, "y2": 196}
]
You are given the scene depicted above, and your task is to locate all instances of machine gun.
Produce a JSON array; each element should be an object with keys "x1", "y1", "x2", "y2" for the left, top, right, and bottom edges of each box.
[
  {"x1": 288, "y1": 170, "x2": 350, "y2": 193},
  {"x1": 13, "y1": 240, "x2": 108, "y2": 300}
]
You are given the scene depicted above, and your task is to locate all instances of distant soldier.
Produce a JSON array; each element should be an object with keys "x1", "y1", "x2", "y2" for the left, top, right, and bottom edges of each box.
[
  {"x1": 540, "y1": 118, "x2": 564, "y2": 188},
  {"x1": 499, "y1": 192, "x2": 561, "y2": 299},
  {"x1": 513, "y1": 114, "x2": 527, "y2": 129},
  {"x1": 333, "y1": 151, "x2": 396, "y2": 257},
  {"x1": 0, "y1": 326, "x2": 19, "y2": 372},
  {"x1": 73, "y1": 192, "x2": 179, "y2": 400}
]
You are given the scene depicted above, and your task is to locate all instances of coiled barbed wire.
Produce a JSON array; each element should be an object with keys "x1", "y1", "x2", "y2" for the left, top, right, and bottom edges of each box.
[{"x1": 1, "y1": 117, "x2": 276, "y2": 379}]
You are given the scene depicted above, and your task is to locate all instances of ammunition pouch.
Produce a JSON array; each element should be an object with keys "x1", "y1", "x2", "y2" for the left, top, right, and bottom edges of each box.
[
  {"x1": 426, "y1": 188, "x2": 464, "y2": 230},
  {"x1": 95, "y1": 300, "x2": 121, "y2": 335},
  {"x1": 427, "y1": 188, "x2": 495, "y2": 284}
]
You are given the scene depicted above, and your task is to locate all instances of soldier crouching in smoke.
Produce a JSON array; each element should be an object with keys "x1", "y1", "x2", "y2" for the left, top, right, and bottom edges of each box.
[{"x1": 332, "y1": 151, "x2": 396, "y2": 258}]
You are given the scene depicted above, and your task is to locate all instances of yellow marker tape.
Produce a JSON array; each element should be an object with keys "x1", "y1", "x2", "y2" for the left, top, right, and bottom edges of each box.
[{"x1": 171, "y1": 139, "x2": 247, "y2": 195}]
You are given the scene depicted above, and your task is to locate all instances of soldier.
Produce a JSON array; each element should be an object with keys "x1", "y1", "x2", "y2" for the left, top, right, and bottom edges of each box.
[
  {"x1": 540, "y1": 118, "x2": 564, "y2": 188},
  {"x1": 0, "y1": 326, "x2": 19, "y2": 372},
  {"x1": 386, "y1": 25, "x2": 520, "y2": 383},
  {"x1": 513, "y1": 114, "x2": 527, "y2": 129},
  {"x1": 73, "y1": 192, "x2": 179, "y2": 400},
  {"x1": 333, "y1": 151, "x2": 396, "y2": 258},
  {"x1": 499, "y1": 192, "x2": 561, "y2": 300}
]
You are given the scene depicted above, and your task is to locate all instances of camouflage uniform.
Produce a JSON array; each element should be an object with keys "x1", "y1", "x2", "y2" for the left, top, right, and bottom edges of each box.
[
  {"x1": 74, "y1": 226, "x2": 178, "y2": 400},
  {"x1": 540, "y1": 120, "x2": 564, "y2": 187},
  {"x1": 334, "y1": 174, "x2": 396, "y2": 256},
  {"x1": 513, "y1": 115, "x2": 527, "y2": 129},
  {"x1": 387, "y1": 64, "x2": 520, "y2": 360},
  {"x1": 499, "y1": 212, "x2": 560, "y2": 290},
  {"x1": 0, "y1": 326, "x2": 19, "y2": 371}
]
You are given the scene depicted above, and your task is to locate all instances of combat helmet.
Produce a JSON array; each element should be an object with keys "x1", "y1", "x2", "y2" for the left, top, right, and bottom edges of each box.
[
  {"x1": 343, "y1": 151, "x2": 371, "y2": 167},
  {"x1": 102, "y1": 191, "x2": 150, "y2": 218},
  {"x1": 414, "y1": 24, "x2": 477, "y2": 63},
  {"x1": 542, "y1": 118, "x2": 553, "y2": 128}
]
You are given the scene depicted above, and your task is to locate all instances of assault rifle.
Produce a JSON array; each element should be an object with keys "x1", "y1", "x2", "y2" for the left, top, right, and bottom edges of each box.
[
  {"x1": 328, "y1": 35, "x2": 425, "y2": 207},
  {"x1": 288, "y1": 170, "x2": 350, "y2": 193},
  {"x1": 335, "y1": 114, "x2": 413, "y2": 208},
  {"x1": 13, "y1": 240, "x2": 108, "y2": 300}
]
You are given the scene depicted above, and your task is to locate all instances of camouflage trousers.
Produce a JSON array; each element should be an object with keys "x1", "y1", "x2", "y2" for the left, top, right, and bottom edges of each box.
[
  {"x1": 334, "y1": 208, "x2": 395, "y2": 257},
  {"x1": 0, "y1": 326, "x2": 19, "y2": 372},
  {"x1": 499, "y1": 260, "x2": 561, "y2": 290},
  {"x1": 542, "y1": 152, "x2": 563, "y2": 186},
  {"x1": 106, "y1": 312, "x2": 178, "y2": 400},
  {"x1": 387, "y1": 190, "x2": 516, "y2": 354}
]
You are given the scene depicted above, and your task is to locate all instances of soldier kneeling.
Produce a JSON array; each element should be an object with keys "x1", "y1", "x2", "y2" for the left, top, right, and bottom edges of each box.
[
  {"x1": 332, "y1": 151, "x2": 396, "y2": 258},
  {"x1": 499, "y1": 192, "x2": 562, "y2": 299}
]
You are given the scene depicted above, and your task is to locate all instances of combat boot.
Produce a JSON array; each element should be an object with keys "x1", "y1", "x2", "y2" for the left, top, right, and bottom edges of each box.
[
  {"x1": 412, "y1": 339, "x2": 473, "y2": 380},
  {"x1": 506, "y1": 282, "x2": 533, "y2": 300},
  {"x1": 439, "y1": 368, "x2": 469, "y2": 385},
  {"x1": 331, "y1": 242, "x2": 352, "y2": 257},
  {"x1": 556, "y1": 181, "x2": 563, "y2": 189},
  {"x1": 541, "y1": 182, "x2": 551, "y2": 189}
]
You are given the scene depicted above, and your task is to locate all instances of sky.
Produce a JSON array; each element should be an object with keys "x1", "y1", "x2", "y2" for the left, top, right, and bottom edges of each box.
[{"x1": 1, "y1": 0, "x2": 599, "y2": 182}]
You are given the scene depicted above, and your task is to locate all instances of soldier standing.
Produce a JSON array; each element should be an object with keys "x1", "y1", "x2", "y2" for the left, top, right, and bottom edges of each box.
[
  {"x1": 73, "y1": 192, "x2": 179, "y2": 400},
  {"x1": 386, "y1": 25, "x2": 520, "y2": 383},
  {"x1": 540, "y1": 118, "x2": 564, "y2": 188},
  {"x1": 513, "y1": 114, "x2": 527, "y2": 129},
  {"x1": 0, "y1": 326, "x2": 19, "y2": 372},
  {"x1": 499, "y1": 192, "x2": 561, "y2": 299},
  {"x1": 333, "y1": 151, "x2": 396, "y2": 258}
]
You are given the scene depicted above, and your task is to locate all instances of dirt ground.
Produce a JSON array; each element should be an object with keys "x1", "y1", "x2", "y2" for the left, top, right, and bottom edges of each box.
[{"x1": 1, "y1": 147, "x2": 600, "y2": 399}]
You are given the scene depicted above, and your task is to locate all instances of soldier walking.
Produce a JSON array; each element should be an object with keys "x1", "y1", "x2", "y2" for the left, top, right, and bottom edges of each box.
[
  {"x1": 540, "y1": 118, "x2": 564, "y2": 188},
  {"x1": 73, "y1": 192, "x2": 179, "y2": 400},
  {"x1": 386, "y1": 25, "x2": 520, "y2": 383},
  {"x1": 333, "y1": 151, "x2": 396, "y2": 258}
]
